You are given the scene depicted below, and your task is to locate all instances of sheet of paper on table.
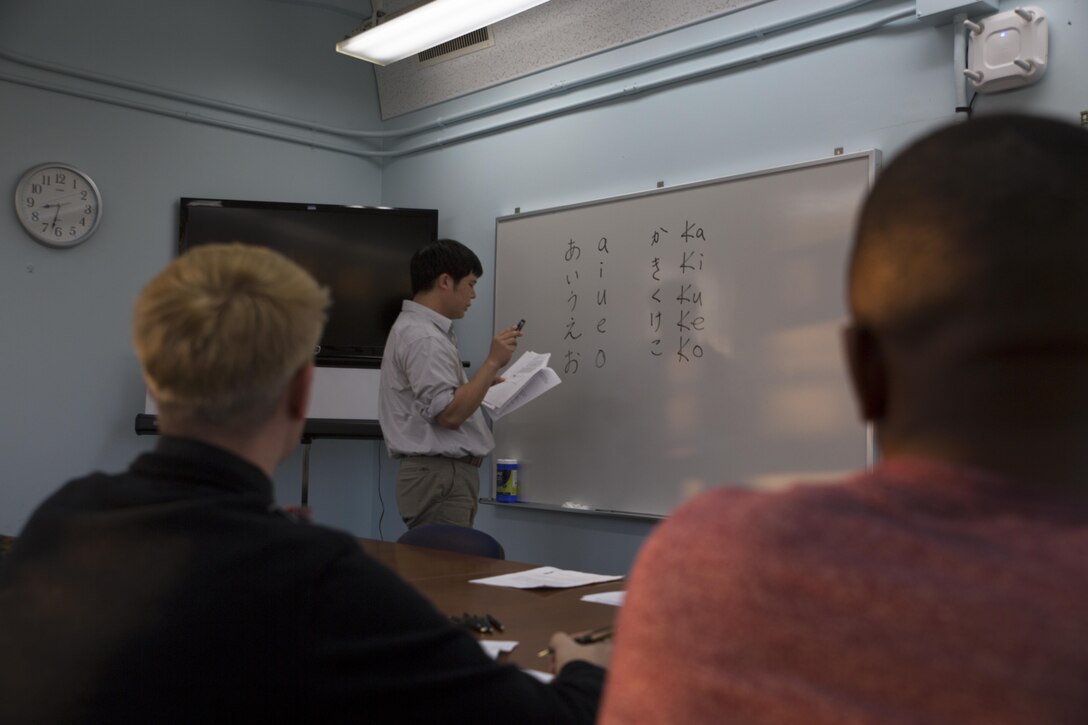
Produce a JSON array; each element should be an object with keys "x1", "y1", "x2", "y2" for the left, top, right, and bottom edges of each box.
[
  {"x1": 581, "y1": 590, "x2": 625, "y2": 607},
  {"x1": 477, "y1": 640, "x2": 554, "y2": 683},
  {"x1": 478, "y1": 640, "x2": 518, "y2": 659},
  {"x1": 470, "y1": 566, "x2": 623, "y2": 589}
]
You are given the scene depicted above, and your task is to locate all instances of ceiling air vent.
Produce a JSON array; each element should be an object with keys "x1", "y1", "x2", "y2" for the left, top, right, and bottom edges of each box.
[{"x1": 418, "y1": 26, "x2": 494, "y2": 67}]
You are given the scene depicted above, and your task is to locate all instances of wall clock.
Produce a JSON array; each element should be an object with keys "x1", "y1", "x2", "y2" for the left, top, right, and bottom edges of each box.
[{"x1": 14, "y1": 163, "x2": 102, "y2": 248}]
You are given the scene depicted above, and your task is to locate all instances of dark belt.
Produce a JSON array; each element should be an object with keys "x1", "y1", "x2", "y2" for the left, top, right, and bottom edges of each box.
[{"x1": 404, "y1": 454, "x2": 485, "y2": 468}]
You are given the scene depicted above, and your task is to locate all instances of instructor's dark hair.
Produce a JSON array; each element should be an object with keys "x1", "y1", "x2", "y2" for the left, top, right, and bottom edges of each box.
[{"x1": 410, "y1": 239, "x2": 484, "y2": 295}]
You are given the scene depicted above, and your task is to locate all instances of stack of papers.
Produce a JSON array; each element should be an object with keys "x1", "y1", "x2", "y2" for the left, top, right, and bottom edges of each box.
[
  {"x1": 470, "y1": 566, "x2": 623, "y2": 589},
  {"x1": 482, "y1": 351, "x2": 561, "y2": 420}
]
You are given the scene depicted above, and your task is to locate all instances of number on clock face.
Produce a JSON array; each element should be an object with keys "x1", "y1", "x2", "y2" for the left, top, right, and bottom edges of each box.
[{"x1": 14, "y1": 164, "x2": 102, "y2": 248}]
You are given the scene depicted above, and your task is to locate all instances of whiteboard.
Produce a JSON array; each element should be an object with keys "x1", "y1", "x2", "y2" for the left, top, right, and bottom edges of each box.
[
  {"x1": 492, "y1": 152, "x2": 877, "y2": 518},
  {"x1": 145, "y1": 367, "x2": 380, "y2": 420}
]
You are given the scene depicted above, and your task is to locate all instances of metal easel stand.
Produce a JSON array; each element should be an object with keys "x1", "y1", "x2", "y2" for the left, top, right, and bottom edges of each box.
[
  {"x1": 301, "y1": 436, "x2": 313, "y2": 507},
  {"x1": 133, "y1": 415, "x2": 384, "y2": 508},
  {"x1": 288, "y1": 420, "x2": 385, "y2": 507}
]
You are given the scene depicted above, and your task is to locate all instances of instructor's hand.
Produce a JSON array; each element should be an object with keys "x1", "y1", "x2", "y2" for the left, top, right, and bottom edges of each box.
[{"x1": 486, "y1": 326, "x2": 522, "y2": 369}]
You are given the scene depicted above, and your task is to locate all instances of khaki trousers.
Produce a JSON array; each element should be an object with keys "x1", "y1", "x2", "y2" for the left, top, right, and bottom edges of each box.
[{"x1": 395, "y1": 456, "x2": 480, "y2": 529}]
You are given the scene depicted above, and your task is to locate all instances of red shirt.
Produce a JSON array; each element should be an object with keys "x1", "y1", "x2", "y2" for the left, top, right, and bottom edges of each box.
[{"x1": 601, "y1": 459, "x2": 1088, "y2": 724}]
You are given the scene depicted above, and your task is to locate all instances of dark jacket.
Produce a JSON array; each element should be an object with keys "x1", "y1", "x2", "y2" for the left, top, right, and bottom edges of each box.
[{"x1": 0, "y1": 437, "x2": 602, "y2": 724}]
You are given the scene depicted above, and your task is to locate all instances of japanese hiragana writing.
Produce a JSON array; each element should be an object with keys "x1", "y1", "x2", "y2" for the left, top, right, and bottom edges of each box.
[{"x1": 563, "y1": 237, "x2": 583, "y2": 374}]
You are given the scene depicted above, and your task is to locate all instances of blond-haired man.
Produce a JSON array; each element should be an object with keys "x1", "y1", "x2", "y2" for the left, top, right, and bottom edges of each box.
[{"x1": 0, "y1": 244, "x2": 605, "y2": 724}]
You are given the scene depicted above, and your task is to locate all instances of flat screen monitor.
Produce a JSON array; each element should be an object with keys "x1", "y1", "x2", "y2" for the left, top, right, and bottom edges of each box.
[{"x1": 179, "y1": 198, "x2": 438, "y2": 367}]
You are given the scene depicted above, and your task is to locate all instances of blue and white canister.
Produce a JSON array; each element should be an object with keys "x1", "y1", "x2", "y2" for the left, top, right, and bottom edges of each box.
[{"x1": 496, "y1": 459, "x2": 519, "y2": 502}]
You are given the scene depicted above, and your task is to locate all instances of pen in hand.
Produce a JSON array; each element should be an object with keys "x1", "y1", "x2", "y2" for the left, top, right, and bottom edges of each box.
[{"x1": 536, "y1": 625, "x2": 613, "y2": 658}]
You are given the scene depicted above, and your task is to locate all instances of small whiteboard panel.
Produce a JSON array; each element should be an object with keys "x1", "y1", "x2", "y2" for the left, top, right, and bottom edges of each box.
[
  {"x1": 493, "y1": 152, "x2": 877, "y2": 518},
  {"x1": 145, "y1": 367, "x2": 381, "y2": 420}
]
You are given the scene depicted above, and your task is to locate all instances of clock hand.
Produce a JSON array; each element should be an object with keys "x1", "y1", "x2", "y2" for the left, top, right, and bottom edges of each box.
[
  {"x1": 47, "y1": 202, "x2": 72, "y2": 229},
  {"x1": 50, "y1": 188, "x2": 91, "y2": 204}
]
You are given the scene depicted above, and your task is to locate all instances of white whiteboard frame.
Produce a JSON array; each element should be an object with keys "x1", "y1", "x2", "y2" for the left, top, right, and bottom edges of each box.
[{"x1": 488, "y1": 150, "x2": 880, "y2": 519}]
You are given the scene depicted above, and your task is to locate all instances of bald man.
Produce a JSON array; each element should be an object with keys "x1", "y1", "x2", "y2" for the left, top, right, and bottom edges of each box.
[{"x1": 600, "y1": 115, "x2": 1088, "y2": 724}]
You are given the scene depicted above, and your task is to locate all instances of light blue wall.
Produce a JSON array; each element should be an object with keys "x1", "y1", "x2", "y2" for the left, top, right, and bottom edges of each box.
[
  {"x1": 0, "y1": 0, "x2": 384, "y2": 537},
  {"x1": 378, "y1": 0, "x2": 1087, "y2": 571},
  {"x1": 2, "y1": 0, "x2": 1085, "y2": 574}
]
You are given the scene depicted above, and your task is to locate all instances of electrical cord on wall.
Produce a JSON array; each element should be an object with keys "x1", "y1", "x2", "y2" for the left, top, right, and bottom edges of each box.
[{"x1": 376, "y1": 443, "x2": 385, "y2": 541}]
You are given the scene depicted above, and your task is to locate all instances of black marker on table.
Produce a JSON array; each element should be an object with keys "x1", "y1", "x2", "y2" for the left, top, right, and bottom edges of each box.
[
  {"x1": 536, "y1": 625, "x2": 614, "y2": 658},
  {"x1": 515, "y1": 319, "x2": 526, "y2": 331}
]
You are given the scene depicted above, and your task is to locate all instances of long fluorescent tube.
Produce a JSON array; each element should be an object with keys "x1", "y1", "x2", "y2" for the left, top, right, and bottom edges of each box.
[{"x1": 336, "y1": 0, "x2": 552, "y2": 66}]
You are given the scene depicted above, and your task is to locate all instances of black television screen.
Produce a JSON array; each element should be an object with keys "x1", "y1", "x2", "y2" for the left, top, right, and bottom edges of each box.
[{"x1": 179, "y1": 198, "x2": 437, "y2": 366}]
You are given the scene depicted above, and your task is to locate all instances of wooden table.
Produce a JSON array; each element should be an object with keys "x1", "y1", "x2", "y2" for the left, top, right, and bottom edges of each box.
[{"x1": 359, "y1": 539, "x2": 624, "y2": 669}]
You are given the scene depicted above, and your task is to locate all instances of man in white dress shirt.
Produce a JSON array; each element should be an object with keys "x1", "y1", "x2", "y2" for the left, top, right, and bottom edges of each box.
[{"x1": 379, "y1": 239, "x2": 521, "y2": 528}]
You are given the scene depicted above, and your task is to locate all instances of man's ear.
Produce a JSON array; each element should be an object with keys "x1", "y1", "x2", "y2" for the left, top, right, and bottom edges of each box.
[
  {"x1": 435, "y1": 272, "x2": 454, "y2": 291},
  {"x1": 285, "y1": 362, "x2": 314, "y2": 422},
  {"x1": 842, "y1": 323, "x2": 887, "y2": 423}
]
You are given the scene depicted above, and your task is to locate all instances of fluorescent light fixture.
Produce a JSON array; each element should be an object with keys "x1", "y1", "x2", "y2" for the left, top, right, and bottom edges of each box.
[{"x1": 336, "y1": 0, "x2": 552, "y2": 66}]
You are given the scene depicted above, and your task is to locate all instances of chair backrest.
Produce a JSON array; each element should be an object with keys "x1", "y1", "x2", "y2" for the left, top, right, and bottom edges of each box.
[{"x1": 397, "y1": 524, "x2": 505, "y2": 560}]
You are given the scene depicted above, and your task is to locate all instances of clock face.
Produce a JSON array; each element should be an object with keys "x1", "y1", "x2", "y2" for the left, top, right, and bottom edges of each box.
[{"x1": 14, "y1": 163, "x2": 102, "y2": 248}]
